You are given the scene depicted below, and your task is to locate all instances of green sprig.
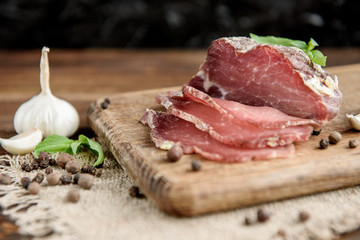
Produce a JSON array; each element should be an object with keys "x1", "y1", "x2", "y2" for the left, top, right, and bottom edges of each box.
[
  {"x1": 250, "y1": 33, "x2": 327, "y2": 66},
  {"x1": 34, "y1": 134, "x2": 104, "y2": 167}
]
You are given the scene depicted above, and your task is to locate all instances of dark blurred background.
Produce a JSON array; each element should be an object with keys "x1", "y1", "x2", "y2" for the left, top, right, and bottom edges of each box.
[{"x1": 0, "y1": 0, "x2": 359, "y2": 49}]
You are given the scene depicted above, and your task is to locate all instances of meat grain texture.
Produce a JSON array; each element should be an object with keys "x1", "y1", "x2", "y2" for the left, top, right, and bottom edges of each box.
[
  {"x1": 141, "y1": 37, "x2": 342, "y2": 163},
  {"x1": 188, "y1": 37, "x2": 342, "y2": 125}
]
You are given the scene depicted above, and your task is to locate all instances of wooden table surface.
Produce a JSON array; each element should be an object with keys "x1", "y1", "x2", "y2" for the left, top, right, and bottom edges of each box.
[{"x1": 0, "y1": 47, "x2": 360, "y2": 239}]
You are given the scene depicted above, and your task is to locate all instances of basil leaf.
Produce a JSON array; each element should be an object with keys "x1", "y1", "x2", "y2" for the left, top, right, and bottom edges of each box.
[
  {"x1": 250, "y1": 33, "x2": 327, "y2": 66},
  {"x1": 34, "y1": 134, "x2": 74, "y2": 157},
  {"x1": 71, "y1": 141, "x2": 82, "y2": 154},
  {"x1": 78, "y1": 135, "x2": 104, "y2": 167}
]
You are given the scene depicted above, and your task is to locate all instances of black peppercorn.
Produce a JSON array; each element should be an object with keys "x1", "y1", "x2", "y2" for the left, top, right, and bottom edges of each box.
[
  {"x1": 349, "y1": 139, "x2": 359, "y2": 148},
  {"x1": 257, "y1": 208, "x2": 271, "y2": 222},
  {"x1": 73, "y1": 173, "x2": 80, "y2": 184},
  {"x1": 32, "y1": 172, "x2": 44, "y2": 184},
  {"x1": 60, "y1": 174, "x2": 72, "y2": 185},
  {"x1": 244, "y1": 217, "x2": 252, "y2": 225},
  {"x1": 312, "y1": 129, "x2": 322, "y2": 136},
  {"x1": 39, "y1": 159, "x2": 49, "y2": 169},
  {"x1": 95, "y1": 169, "x2": 103, "y2": 178},
  {"x1": 129, "y1": 186, "x2": 146, "y2": 199},
  {"x1": 21, "y1": 163, "x2": 32, "y2": 172},
  {"x1": 81, "y1": 165, "x2": 92, "y2": 173},
  {"x1": 49, "y1": 158, "x2": 56, "y2": 166},
  {"x1": 100, "y1": 101, "x2": 108, "y2": 110},
  {"x1": 45, "y1": 167, "x2": 53, "y2": 175},
  {"x1": 31, "y1": 161, "x2": 39, "y2": 170},
  {"x1": 319, "y1": 139, "x2": 329, "y2": 149},
  {"x1": 191, "y1": 160, "x2": 202, "y2": 172},
  {"x1": 38, "y1": 151, "x2": 50, "y2": 162},
  {"x1": 20, "y1": 177, "x2": 30, "y2": 189},
  {"x1": 104, "y1": 98, "x2": 111, "y2": 104},
  {"x1": 299, "y1": 211, "x2": 311, "y2": 222}
]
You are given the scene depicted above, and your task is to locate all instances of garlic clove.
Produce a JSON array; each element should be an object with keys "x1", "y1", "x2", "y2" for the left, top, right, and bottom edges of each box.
[
  {"x1": 347, "y1": 113, "x2": 360, "y2": 131},
  {"x1": 0, "y1": 128, "x2": 43, "y2": 154},
  {"x1": 13, "y1": 47, "x2": 79, "y2": 137}
]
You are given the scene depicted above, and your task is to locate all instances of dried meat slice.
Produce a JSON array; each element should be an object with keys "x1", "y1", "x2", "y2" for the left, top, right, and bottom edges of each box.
[
  {"x1": 140, "y1": 109, "x2": 295, "y2": 163},
  {"x1": 156, "y1": 92, "x2": 313, "y2": 148},
  {"x1": 188, "y1": 37, "x2": 342, "y2": 125},
  {"x1": 181, "y1": 86, "x2": 317, "y2": 129}
]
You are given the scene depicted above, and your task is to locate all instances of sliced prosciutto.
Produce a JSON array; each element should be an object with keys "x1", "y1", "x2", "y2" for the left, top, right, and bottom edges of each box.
[
  {"x1": 181, "y1": 86, "x2": 317, "y2": 129},
  {"x1": 188, "y1": 37, "x2": 342, "y2": 124},
  {"x1": 156, "y1": 90, "x2": 313, "y2": 148},
  {"x1": 140, "y1": 109, "x2": 295, "y2": 163}
]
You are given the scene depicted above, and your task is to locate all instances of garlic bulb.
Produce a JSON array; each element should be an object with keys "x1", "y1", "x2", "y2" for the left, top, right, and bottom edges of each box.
[
  {"x1": 14, "y1": 47, "x2": 79, "y2": 137},
  {"x1": 0, "y1": 128, "x2": 43, "y2": 154},
  {"x1": 347, "y1": 113, "x2": 360, "y2": 131}
]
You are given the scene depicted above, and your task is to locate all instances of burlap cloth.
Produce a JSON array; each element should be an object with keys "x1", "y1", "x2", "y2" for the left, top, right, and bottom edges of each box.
[{"x1": 1, "y1": 143, "x2": 360, "y2": 240}]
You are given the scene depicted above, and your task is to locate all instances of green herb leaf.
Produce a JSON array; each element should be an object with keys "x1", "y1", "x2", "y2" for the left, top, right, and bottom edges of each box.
[
  {"x1": 249, "y1": 33, "x2": 327, "y2": 66},
  {"x1": 34, "y1": 135, "x2": 74, "y2": 157},
  {"x1": 78, "y1": 135, "x2": 104, "y2": 167},
  {"x1": 34, "y1": 134, "x2": 105, "y2": 167}
]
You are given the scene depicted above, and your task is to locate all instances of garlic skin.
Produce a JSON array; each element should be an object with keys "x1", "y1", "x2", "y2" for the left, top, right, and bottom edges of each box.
[
  {"x1": 347, "y1": 113, "x2": 360, "y2": 131},
  {"x1": 14, "y1": 47, "x2": 79, "y2": 138},
  {"x1": 0, "y1": 128, "x2": 43, "y2": 154}
]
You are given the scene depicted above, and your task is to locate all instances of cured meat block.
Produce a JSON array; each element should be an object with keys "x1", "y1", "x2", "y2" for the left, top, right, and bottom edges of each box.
[
  {"x1": 140, "y1": 109, "x2": 295, "y2": 163},
  {"x1": 188, "y1": 37, "x2": 342, "y2": 124},
  {"x1": 156, "y1": 89, "x2": 313, "y2": 148}
]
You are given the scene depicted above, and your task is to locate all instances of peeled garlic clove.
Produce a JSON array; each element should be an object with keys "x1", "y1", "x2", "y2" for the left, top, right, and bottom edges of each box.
[
  {"x1": 13, "y1": 47, "x2": 79, "y2": 138},
  {"x1": 346, "y1": 113, "x2": 360, "y2": 131},
  {"x1": 0, "y1": 128, "x2": 43, "y2": 154}
]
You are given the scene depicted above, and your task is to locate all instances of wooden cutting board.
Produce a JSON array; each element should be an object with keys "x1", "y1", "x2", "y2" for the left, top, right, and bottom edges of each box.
[{"x1": 87, "y1": 64, "x2": 360, "y2": 217}]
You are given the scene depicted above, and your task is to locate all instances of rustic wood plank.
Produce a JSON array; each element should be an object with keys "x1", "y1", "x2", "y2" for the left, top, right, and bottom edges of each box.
[{"x1": 87, "y1": 63, "x2": 360, "y2": 216}]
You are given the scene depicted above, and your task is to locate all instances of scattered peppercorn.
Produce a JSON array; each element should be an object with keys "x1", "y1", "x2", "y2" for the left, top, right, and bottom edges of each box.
[
  {"x1": 81, "y1": 165, "x2": 92, "y2": 174},
  {"x1": 78, "y1": 174, "x2": 94, "y2": 190},
  {"x1": 45, "y1": 167, "x2": 53, "y2": 175},
  {"x1": 33, "y1": 158, "x2": 41, "y2": 163},
  {"x1": 57, "y1": 153, "x2": 74, "y2": 169},
  {"x1": 349, "y1": 139, "x2": 359, "y2": 148},
  {"x1": 30, "y1": 161, "x2": 39, "y2": 170},
  {"x1": 38, "y1": 151, "x2": 50, "y2": 162},
  {"x1": 27, "y1": 182, "x2": 41, "y2": 195},
  {"x1": 257, "y1": 208, "x2": 271, "y2": 222},
  {"x1": 100, "y1": 101, "x2": 108, "y2": 110},
  {"x1": 49, "y1": 158, "x2": 56, "y2": 166},
  {"x1": 319, "y1": 139, "x2": 329, "y2": 149},
  {"x1": 0, "y1": 174, "x2": 12, "y2": 185},
  {"x1": 67, "y1": 189, "x2": 81, "y2": 203},
  {"x1": 191, "y1": 160, "x2": 202, "y2": 172},
  {"x1": 73, "y1": 173, "x2": 80, "y2": 184},
  {"x1": 65, "y1": 161, "x2": 81, "y2": 174},
  {"x1": 244, "y1": 217, "x2": 252, "y2": 225},
  {"x1": 167, "y1": 144, "x2": 183, "y2": 162},
  {"x1": 90, "y1": 167, "x2": 97, "y2": 176},
  {"x1": 20, "y1": 177, "x2": 30, "y2": 189},
  {"x1": 277, "y1": 229, "x2": 286, "y2": 238},
  {"x1": 21, "y1": 163, "x2": 32, "y2": 172},
  {"x1": 32, "y1": 172, "x2": 44, "y2": 184},
  {"x1": 39, "y1": 159, "x2": 50, "y2": 169},
  {"x1": 47, "y1": 173, "x2": 60, "y2": 186},
  {"x1": 299, "y1": 211, "x2": 311, "y2": 222},
  {"x1": 312, "y1": 129, "x2": 322, "y2": 136},
  {"x1": 104, "y1": 98, "x2": 110, "y2": 104},
  {"x1": 329, "y1": 131, "x2": 342, "y2": 144},
  {"x1": 60, "y1": 174, "x2": 72, "y2": 185},
  {"x1": 95, "y1": 169, "x2": 103, "y2": 178},
  {"x1": 129, "y1": 186, "x2": 146, "y2": 199}
]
